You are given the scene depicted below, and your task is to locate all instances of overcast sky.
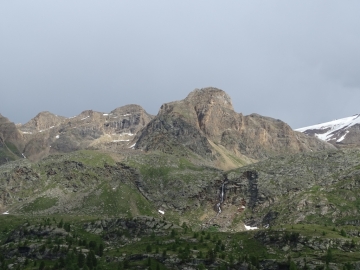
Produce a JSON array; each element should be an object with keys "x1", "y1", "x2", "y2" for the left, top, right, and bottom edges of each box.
[{"x1": 1, "y1": 1, "x2": 360, "y2": 129}]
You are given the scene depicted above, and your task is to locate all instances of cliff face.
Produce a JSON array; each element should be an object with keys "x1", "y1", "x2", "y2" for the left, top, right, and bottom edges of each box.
[
  {"x1": 107, "y1": 104, "x2": 154, "y2": 135},
  {"x1": 135, "y1": 87, "x2": 335, "y2": 162}
]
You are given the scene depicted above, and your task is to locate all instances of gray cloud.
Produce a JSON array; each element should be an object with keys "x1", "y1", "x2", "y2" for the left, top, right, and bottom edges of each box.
[{"x1": 1, "y1": 1, "x2": 360, "y2": 129}]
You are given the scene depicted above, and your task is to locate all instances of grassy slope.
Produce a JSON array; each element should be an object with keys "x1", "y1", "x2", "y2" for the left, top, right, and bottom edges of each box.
[
  {"x1": 1, "y1": 150, "x2": 158, "y2": 218},
  {"x1": 0, "y1": 141, "x2": 22, "y2": 164}
]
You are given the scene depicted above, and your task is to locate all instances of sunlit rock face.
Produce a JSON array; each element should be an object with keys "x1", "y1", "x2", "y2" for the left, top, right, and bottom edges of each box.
[{"x1": 135, "y1": 87, "x2": 334, "y2": 161}]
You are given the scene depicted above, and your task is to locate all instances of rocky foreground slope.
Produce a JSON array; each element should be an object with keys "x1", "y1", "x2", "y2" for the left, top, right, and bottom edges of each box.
[
  {"x1": 1, "y1": 148, "x2": 360, "y2": 269},
  {"x1": 1, "y1": 147, "x2": 360, "y2": 230}
]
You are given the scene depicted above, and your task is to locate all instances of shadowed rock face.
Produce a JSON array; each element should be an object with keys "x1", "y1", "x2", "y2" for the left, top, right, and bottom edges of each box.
[
  {"x1": 0, "y1": 114, "x2": 23, "y2": 165},
  {"x1": 134, "y1": 113, "x2": 214, "y2": 158},
  {"x1": 135, "y1": 87, "x2": 335, "y2": 160},
  {"x1": 0, "y1": 115, "x2": 23, "y2": 142}
]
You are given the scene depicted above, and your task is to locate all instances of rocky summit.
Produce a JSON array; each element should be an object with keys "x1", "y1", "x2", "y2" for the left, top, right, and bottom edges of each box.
[
  {"x1": 8, "y1": 104, "x2": 154, "y2": 162},
  {"x1": 1, "y1": 87, "x2": 360, "y2": 269},
  {"x1": 136, "y1": 87, "x2": 334, "y2": 169}
]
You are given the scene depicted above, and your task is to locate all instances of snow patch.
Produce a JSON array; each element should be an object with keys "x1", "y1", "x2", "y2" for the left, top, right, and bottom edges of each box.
[
  {"x1": 112, "y1": 140, "x2": 130, "y2": 142},
  {"x1": 39, "y1": 126, "x2": 55, "y2": 133},
  {"x1": 296, "y1": 114, "x2": 360, "y2": 141},
  {"x1": 158, "y1": 210, "x2": 165, "y2": 215},
  {"x1": 337, "y1": 130, "x2": 350, "y2": 142},
  {"x1": 103, "y1": 114, "x2": 109, "y2": 116},
  {"x1": 129, "y1": 143, "x2": 136, "y2": 149},
  {"x1": 22, "y1": 153, "x2": 26, "y2": 159},
  {"x1": 55, "y1": 135, "x2": 60, "y2": 139},
  {"x1": 244, "y1": 225, "x2": 258, "y2": 231},
  {"x1": 81, "y1": 116, "x2": 90, "y2": 120},
  {"x1": 120, "y1": 132, "x2": 135, "y2": 136},
  {"x1": 22, "y1": 131, "x2": 32, "y2": 134},
  {"x1": 123, "y1": 114, "x2": 131, "y2": 116},
  {"x1": 2, "y1": 211, "x2": 9, "y2": 215}
]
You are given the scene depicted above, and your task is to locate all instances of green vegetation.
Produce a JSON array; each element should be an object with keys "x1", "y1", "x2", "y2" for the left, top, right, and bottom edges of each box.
[
  {"x1": 70, "y1": 150, "x2": 116, "y2": 167},
  {"x1": 21, "y1": 197, "x2": 58, "y2": 212},
  {"x1": 78, "y1": 182, "x2": 156, "y2": 217},
  {"x1": 0, "y1": 141, "x2": 21, "y2": 164},
  {"x1": 1, "y1": 215, "x2": 360, "y2": 269},
  {"x1": 1, "y1": 148, "x2": 360, "y2": 268}
]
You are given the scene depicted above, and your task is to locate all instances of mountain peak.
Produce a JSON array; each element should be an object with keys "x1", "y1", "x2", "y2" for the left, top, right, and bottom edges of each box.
[
  {"x1": 20, "y1": 111, "x2": 66, "y2": 133},
  {"x1": 136, "y1": 87, "x2": 334, "y2": 166},
  {"x1": 110, "y1": 104, "x2": 152, "y2": 117},
  {"x1": 296, "y1": 113, "x2": 360, "y2": 145},
  {"x1": 185, "y1": 87, "x2": 234, "y2": 111}
]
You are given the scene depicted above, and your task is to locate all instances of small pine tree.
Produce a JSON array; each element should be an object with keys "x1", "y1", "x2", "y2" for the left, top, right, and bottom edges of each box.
[
  {"x1": 77, "y1": 252, "x2": 85, "y2": 268},
  {"x1": 98, "y1": 243, "x2": 104, "y2": 257},
  {"x1": 58, "y1": 219, "x2": 63, "y2": 229},
  {"x1": 117, "y1": 262, "x2": 124, "y2": 270},
  {"x1": 351, "y1": 238, "x2": 356, "y2": 248},
  {"x1": 64, "y1": 223, "x2": 71, "y2": 232},
  {"x1": 59, "y1": 257, "x2": 65, "y2": 268},
  {"x1": 207, "y1": 248, "x2": 216, "y2": 263},
  {"x1": 325, "y1": 249, "x2": 333, "y2": 265},
  {"x1": 86, "y1": 250, "x2": 97, "y2": 268},
  {"x1": 39, "y1": 261, "x2": 45, "y2": 270},
  {"x1": 289, "y1": 261, "x2": 297, "y2": 270},
  {"x1": 229, "y1": 253, "x2": 234, "y2": 266}
]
